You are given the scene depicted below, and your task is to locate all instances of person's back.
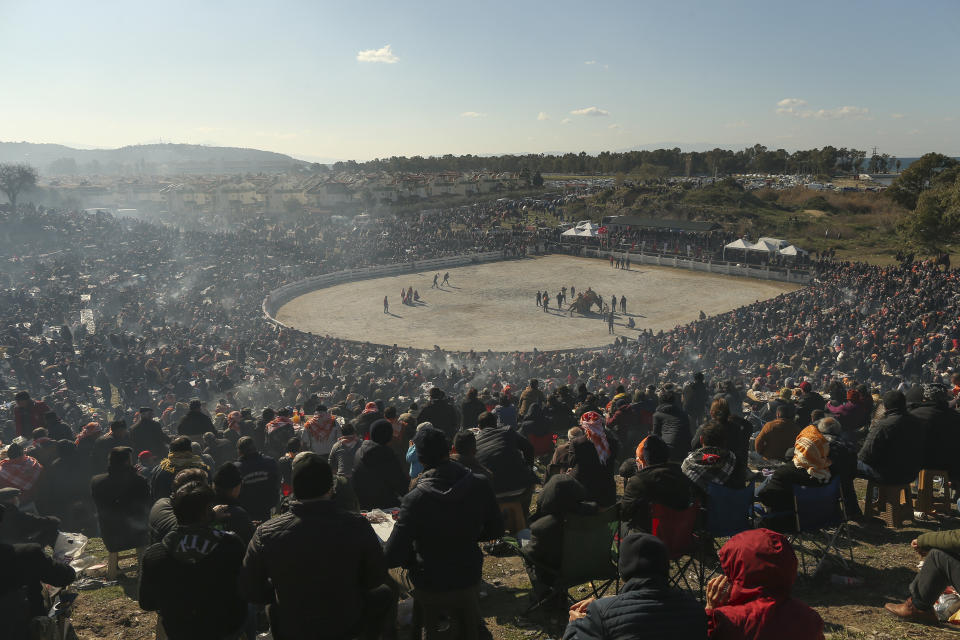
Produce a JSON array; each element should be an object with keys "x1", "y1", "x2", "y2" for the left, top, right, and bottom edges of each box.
[
  {"x1": 352, "y1": 420, "x2": 408, "y2": 510},
  {"x1": 0, "y1": 539, "x2": 75, "y2": 640},
  {"x1": 129, "y1": 412, "x2": 169, "y2": 458},
  {"x1": 475, "y1": 418, "x2": 533, "y2": 496},
  {"x1": 755, "y1": 406, "x2": 802, "y2": 462},
  {"x1": 706, "y1": 528, "x2": 824, "y2": 640},
  {"x1": 177, "y1": 405, "x2": 214, "y2": 438},
  {"x1": 140, "y1": 482, "x2": 247, "y2": 640},
  {"x1": 418, "y1": 390, "x2": 459, "y2": 438},
  {"x1": 859, "y1": 390, "x2": 924, "y2": 484},
  {"x1": 909, "y1": 385, "x2": 960, "y2": 473},
  {"x1": 90, "y1": 447, "x2": 152, "y2": 553},
  {"x1": 651, "y1": 393, "x2": 692, "y2": 462},
  {"x1": 237, "y1": 438, "x2": 280, "y2": 522},
  {"x1": 241, "y1": 453, "x2": 388, "y2": 640},
  {"x1": 564, "y1": 533, "x2": 705, "y2": 640}
]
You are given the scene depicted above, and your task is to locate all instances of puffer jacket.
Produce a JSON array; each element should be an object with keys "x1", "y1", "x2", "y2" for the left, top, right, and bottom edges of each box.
[
  {"x1": 475, "y1": 426, "x2": 535, "y2": 495},
  {"x1": 858, "y1": 407, "x2": 924, "y2": 484},
  {"x1": 384, "y1": 460, "x2": 502, "y2": 590},
  {"x1": 651, "y1": 404, "x2": 692, "y2": 462},
  {"x1": 707, "y1": 528, "x2": 824, "y2": 640},
  {"x1": 910, "y1": 401, "x2": 960, "y2": 472}
]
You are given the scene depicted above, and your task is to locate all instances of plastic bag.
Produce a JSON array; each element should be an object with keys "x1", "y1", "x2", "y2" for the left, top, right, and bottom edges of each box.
[
  {"x1": 52, "y1": 532, "x2": 88, "y2": 563},
  {"x1": 934, "y1": 588, "x2": 960, "y2": 621}
]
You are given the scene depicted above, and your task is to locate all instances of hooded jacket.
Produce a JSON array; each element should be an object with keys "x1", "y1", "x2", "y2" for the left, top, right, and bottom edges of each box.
[
  {"x1": 384, "y1": 460, "x2": 502, "y2": 590},
  {"x1": 562, "y1": 533, "x2": 706, "y2": 640},
  {"x1": 237, "y1": 452, "x2": 280, "y2": 522},
  {"x1": 651, "y1": 404, "x2": 692, "y2": 462},
  {"x1": 90, "y1": 466, "x2": 152, "y2": 552},
  {"x1": 140, "y1": 525, "x2": 247, "y2": 640},
  {"x1": 707, "y1": 528, "x2": 824, "y2": 640},
  {"x1": 857, "y1": 406, "x2": 923, "y2": 484},
  {"x1": 475, "y1": 426, "x2": 535, "y2": 495},
  {"x1": 910, "y1": 401, "x2": 960, "y2": 473}
]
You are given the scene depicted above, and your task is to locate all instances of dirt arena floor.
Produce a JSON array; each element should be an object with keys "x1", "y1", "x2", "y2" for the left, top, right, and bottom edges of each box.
[{"x1": 275, "y1": 255, "x2": 799, "y2": 352}]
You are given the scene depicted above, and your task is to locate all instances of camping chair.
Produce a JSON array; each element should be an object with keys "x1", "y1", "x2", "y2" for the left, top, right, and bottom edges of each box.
[
  {"x1": 791, "y1": 477, "x2": 854, "y2": 577},
  {"x1": 650, "y1": 501, "x2": 703, "y2": 597},
  {"x1": 517, "y1": 509, "x2": 619, "y2": 612},
  {"x1": 698, "y1": 482, "x2": 756, "y2": 583}
]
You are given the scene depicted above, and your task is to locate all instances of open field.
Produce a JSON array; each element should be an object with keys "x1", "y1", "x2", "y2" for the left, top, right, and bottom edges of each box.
[{"x1": 275, "y1": 255, "x2": 797, "y2": 352}]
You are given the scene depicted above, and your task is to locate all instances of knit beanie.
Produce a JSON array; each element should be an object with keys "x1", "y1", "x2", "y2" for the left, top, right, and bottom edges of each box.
[
  {"x1": 370, "y1": 419, "x2": 393, "y2": 445},
  {"x1": 618, "y1": 532, "x2": 670, "y2": 580}
]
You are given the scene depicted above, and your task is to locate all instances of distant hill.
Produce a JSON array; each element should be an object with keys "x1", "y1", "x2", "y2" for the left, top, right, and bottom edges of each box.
[{"x1": 0, "y1": 142, "x2": 309, "y2": 175}]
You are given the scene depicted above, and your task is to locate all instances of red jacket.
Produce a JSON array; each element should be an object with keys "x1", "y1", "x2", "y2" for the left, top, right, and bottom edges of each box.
[
  {"x1": 707, "y1": 528, "x2": 824, "y2": 640},
  {"x1": 15, "y1": 400, "x2": 51, "y2": 437}
]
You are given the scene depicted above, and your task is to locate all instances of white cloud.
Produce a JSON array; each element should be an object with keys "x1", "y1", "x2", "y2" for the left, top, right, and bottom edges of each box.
[
  {"x1": 536, "y1": 112, "x2": 550, "y2": 121},
  {"x1": 357, "y1": 44, "x2": 399, "y2": 64},
  {"x1": 560, "y1": 118, "x2": 572, "y2": 125},
  {"x1": 775, "y1": 98, "x2": 868, "y2": 119},
  {"x1": 584, "y1": 60, "x2": 596, "y2": 65},
  {"x1": 460, "y1": 111, "x2": 486, "y2": 118},
  {"x1": 890, "y1": 113, "x2": 905, "y2": 119},
  {"x1": 570, "y1": 106, "x2": 609, "y2": 117}
]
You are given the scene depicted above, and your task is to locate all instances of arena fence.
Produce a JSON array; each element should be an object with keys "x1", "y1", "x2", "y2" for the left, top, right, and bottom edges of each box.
[{"x1": 558, "y1": 246, "x2": 812, "y2": 285}]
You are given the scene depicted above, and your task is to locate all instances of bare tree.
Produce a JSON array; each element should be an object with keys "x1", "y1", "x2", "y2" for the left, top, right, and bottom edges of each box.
[{"x1": 0, "y1": 163, "x2": 38, "y2": 212}]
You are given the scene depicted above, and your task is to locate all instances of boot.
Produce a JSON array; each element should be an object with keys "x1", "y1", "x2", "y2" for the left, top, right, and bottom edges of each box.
[{"x1": 884, "y1": 597, "x2": 939, "y2": 624}]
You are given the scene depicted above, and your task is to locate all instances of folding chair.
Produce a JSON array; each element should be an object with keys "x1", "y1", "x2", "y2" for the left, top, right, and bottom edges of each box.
[
  {"x1": 650, "y1": 502, "x2": 702, "y2": 596},
  {"x1": 791, "y1": 477, "x2": 854, "y2": 577},
  {"x1": 517, "y1": 509, "x2": 619, "y2": 612},
  {"x1": 698, "y1": 482, "x2": 756, "y2": 585}
]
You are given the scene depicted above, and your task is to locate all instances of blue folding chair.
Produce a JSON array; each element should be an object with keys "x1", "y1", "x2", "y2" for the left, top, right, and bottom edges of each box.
[
  {"x1": 698, "y1": 482, "x2": 756, "y2": 590},
  {"x1": 791, "y1": 477, "x2": 854, "y2": 577}
]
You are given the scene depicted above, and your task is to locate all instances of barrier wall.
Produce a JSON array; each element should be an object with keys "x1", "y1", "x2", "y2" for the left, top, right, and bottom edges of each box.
[
  {"x1": 262, "y1": 251, "x2": 506, "y2": 326},
  {"x1": 263, "y1": 248, "x2": 810, "y2": 328},
  {"x1": 572, "y1": 247, "x2": 812, "y2": 285}
]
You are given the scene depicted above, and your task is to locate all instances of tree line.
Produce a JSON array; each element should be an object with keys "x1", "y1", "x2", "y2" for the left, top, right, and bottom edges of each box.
[{"x1": 332, "y1": 144, "x2": 887, "y2": 178}]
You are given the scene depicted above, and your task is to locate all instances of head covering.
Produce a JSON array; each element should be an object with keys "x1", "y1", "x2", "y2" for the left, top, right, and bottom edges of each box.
[
  {"x1": 291, "y1": 452, "x2": 333, "y2": 499},
  {"x1": 635, "y1": 434, "x2": 669, "y2": 470},
  {"x1": 75, "y1": 422, "x2": 102, "y2": 445},
  {"x1": 618, "y1": 532, "x2": 670, "y2": 580},
  {"x1": 226, "y1": 411, "x2": 243, "y2": 433},
  {"x1": 303, "y1": 410, "x2": 337, "y2": 442},
  {"x1": 718, "y1": 529, "x2": 798, "y2": 604},
  {"x1": 792, "y1": 425, "x2": 831, "y2": 481},
  {"x1": 370, "y1": 419, "x2": 393, "y2": 445},
  {"x1": 798, "y1": 381, "x2": 811, "y2": 393},
  {"x1": 579, "y1": 411, "x2": 610, "y2": 463},
  {"x1": 922, "y1": 382, "x2": 947, "y2": 404},
  {"x1": 362, "y1": 402, "x2": 379, "y2": 415}
]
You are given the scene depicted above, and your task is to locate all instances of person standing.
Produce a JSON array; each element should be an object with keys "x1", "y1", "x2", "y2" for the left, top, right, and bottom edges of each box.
[
  {"x1": 543, "y1": 291, "x2": 550, "y2": 312},
  {"x1": 91, "y1": 447, "x2": 152, "y2": 574},
  {"x1": 236, "y1": 437, "x2": 280, "y2": 523},
  {"x1": 620, "y1": 295, "x2": 627, "y2": 314},
  {"x1": 432, "y1": 273, "x2": 439, "y2": 289},
  {"x1": 12, "y1": 391, "x2": 50, "y2": 438},
  {"x1": 607, "y1": 310, "x2": 615, "y2": 335},
  {"x1": 536, "y1": 291, "x2": 542, "y2": 307},
  {"x1": 442, "y1": 272, "x2": 450, "y2": 286},
  {"x1": 383, "y1": 296, "x2": 389, "y2": 314}
]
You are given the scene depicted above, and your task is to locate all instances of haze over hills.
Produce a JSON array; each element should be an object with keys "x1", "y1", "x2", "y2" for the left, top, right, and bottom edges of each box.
[{"x1": 0, "y1": 142, "x2": 308, "y2": 175}]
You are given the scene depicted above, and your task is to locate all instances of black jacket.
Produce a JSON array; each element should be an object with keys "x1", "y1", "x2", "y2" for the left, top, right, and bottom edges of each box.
[
  {"x1": 527, "y1": 474, "x2": 595, "y2": 570},
  {"x1": 177, "y1": 410, "x2": 214, "y2": 437},
  {"x1": 619, "y1": 462, "x2": 696, "y2": 533},
  {"x1": 690, "y1": 416, "x2": 752, "y2": 488},
  {"x1": 562, "y1": 575, "x2": 706, "y2": 640},
  {"x1": 139, "y1": 525, "x2": 247, "y2": 640},
  {"x1": 911, "y1": 401, "x2": 960, "y2": 473},
  {"x1": 237, "y1": 453, "x2": 280, "y2": 522},
  {"x1": 651, "y1": 404, "x2": 692, "y2": 462},
  {"x1": 460, "y1": 398, "x2": 486, "y2": 430},
  {"x1": 204, "y1": 437, "x2": 235, "y2": 468},
  {"x1": 90, "y1": 466, "x2": 152, "y2": 551},
  {"x1": 475, "y1": 426, "x2": 535, "y2": 495},
  {"x1": 240, "y1": 499, "x2": 386, "y2": 640},
  {"x1": 384, "y1": 460, "x2": 503, "y2": 590},
  {"x1": 149, "y1": 497, "x2": 178, "y2": 544},
  {"x1": 795, "y1": 391, "x2": 826, "y2": 428},
  {"x1": 519, "y1": 403, "x2": 552, "y2": 438},
  {"x1": 90, "y1": 431, "x2": 131, "y2": 475},
  {"x1": 129, "y1": 417, "x2": 170, "y2": 458},
  {"x1": 0, "y1": 542, "x2": 75, "y2": 640},
  {"x1": 352, "y1": 440, "x2": 408, "y2": 510},
  {"x1": 568, "y1": 436, "x2": 618, "y2": 508},
  {"x1": 353, "y1": 411, "x2": 382, "y2": 440},
  {"x1": 757, "y1": 464, "x2": 828, "y2": 532},
  {"x1": 416, "y1": 399, "x2": 460, "y2": 439},
  {"x1": 858, "y1": 408, "x2": 924, "y2": 484}
]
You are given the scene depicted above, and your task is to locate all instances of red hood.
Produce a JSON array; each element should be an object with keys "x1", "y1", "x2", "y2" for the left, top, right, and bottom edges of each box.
[{"x1": 719, "y1": 528, "x2": 797, "y2": 603}]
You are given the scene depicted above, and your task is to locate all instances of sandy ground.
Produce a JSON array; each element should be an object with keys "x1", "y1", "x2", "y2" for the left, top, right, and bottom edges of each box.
[{"x1": 275, "y1": 255, "x2": 798, "y2": 352}]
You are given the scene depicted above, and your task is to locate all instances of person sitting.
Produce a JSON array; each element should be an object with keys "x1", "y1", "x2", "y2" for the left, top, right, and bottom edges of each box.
[
  {"x1": 203, "y1": 431, "x2": 235, "y2": 468},
  {"x1": 816, "y1": 417, "x2": 862, "y2": 520},
  {"x1": 858, "y1": 390, "x2": 924, "y2": 485},
  {"x1": 300, "y1": 405, "x2": 340, "y2": 457},
  {"x1": 519, "y1": 402, "x2": 554, "y2": 458},
  {"x1": 705, "y1": 528, "x2": 824, "y2": 639},
  {"x1": 754, "y1": 405, "x2": 802, "y2": 463},
  {"x1": 241, "y1": 453, "x2": 392, "y2": 640},
  {"x1": 910, "y1": 382, "x2": 960, "y2": 479},
  {"x1": 758, "y1": 388, "x2": 793, "y2": 425},
  {"x1": 236, "y1": 436, "x2": 280, "y2": 523},
  {"x1": 794, "y1": 381, "x2": 826, "y2": 429},
  {"x1": 524, "y1": 472, "x2": 597, "y2": 607},
  {"x1": 264, "y1": 407, "x2": 296, "y2": 460},
  {"x1": 385, "y1": 426, "x2": 503, "y2": 640},
  {"x1": 546, "y1": 427, "x2": 582, "y2": 481},
  {"x1": 0, "y1": 487, "x2": 60, "y2": 547},
  {"x1": 139, "y1": 481, "x2": 248, "y2": 640},
  {"x1": 352, "y1": 419, "x2": 409, "y2": 510},
  {"x1": 177, "y1": 399, "x2": 215, "y2": 441},
  {"x1": 619, "y1": 434, "x2": 697, "y2": 534},
  {"x1": 827, "y1": 386, "x2": 869, "y2": 435},
  {"x1": 568, "y1": 413, "x2": 618, "y2": 508},
  {"x1": 475, "y1": 411, "x2": 536, "y2": 514},
  {"x1": 91, "y1": 447, "x2": 152, "y2": 569},
  {"x1": 691, "y1": 398, "x2": 751, "y2": 488},
  {"x1": 681, "y1": 421, "x2": 738, "y2": 497},
  {"x1": 0, "y1": 502, "x2": 75, "y2": 640},
  {"x1": 564, "y1": 533, "x2": 706, "y2": 640},
  {"x1": 756, "y1": 426, "x2": 832, "y2": 532},
  {"x1": 885, "y1": 527, "x2": 960, "y2": 623},
  {"x1": 652, "y1": 389, "x2": 692, "y2": 462},
  {"x1": 450, "y1": 430, "x2": 492, "y2": 481},
  {"x1": 0, "y1": 442, "x2": 45, "y2": 508},
  {"x1": 151, "y1": 436, "x2": 210, "y2": 501}
]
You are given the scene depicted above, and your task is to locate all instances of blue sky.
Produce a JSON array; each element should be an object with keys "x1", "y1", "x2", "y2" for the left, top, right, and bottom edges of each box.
[{"x1": 1, "y1": 0, "x2": 957, "y2": 161}]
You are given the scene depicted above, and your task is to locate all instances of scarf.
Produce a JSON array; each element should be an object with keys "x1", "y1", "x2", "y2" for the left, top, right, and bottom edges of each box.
[
  {"x1": 793, "y1": 425, "x2": 831, "y2": 481},
  {"x1": 0, "y1": 455, "x2": 44, "y2": 492},
  {"x1": 266, "y1": 415, "x2": 294, "y2": 435},
  {"x1": 226, "y1": 411, "x2": 243, "y2": 433},
  {"x1": 361, "y1": 402, "x2": 378, "y2": 415},
  {"x1": 337, "y1": 434, "x2": 359, "y2": 446},
  {"x1": 304, "y1": 412, "x2": 337, "y2": 441},
  {"x1": 157, "y1": 451, "x2": 209, "y2": 475},
  {"x1": 580, "y1": 411, "x2": 611, "y2": 463},
  {"x1": 75, "y1": 422, "x2": 102, "y2": 445}
]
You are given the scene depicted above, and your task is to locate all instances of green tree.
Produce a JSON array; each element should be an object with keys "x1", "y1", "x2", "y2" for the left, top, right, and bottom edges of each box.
[
  {"x1": 900, "y1": 171, "x2": 960, "y2": 249},
  {"x1": 886, "y1": 152, "x2": 959, "y2": 209},
  {"x1": 0, "y1": 163, "x2": 38, "y2": 212},
  {"x1": 531, "y1": 170, "x2": 544, "y2": 188}
]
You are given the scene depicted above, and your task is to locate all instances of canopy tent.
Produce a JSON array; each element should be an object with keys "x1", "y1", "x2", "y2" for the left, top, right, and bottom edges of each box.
[
  {"x1": 749, "y1": 239, "x2": 781, "y2": 253},
  {"x1": 757, "y1": 237, "x2": 790, "y2": 250},
  {"x1": 561, "y1": 228, "x2": 580, "y2": 237},
  {"x1": 722, "y1": 238, "x2": 753, "y2": 260},
  {"x1": 561, "y1": 221, "x2": 600, "y2": 239},
  {"x1": 778, "y1": 244, "x2": 809, "y2": 257}
]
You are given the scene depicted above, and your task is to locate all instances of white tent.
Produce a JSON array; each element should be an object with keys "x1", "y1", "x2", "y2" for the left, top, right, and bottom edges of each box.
[
  {"x1": 757, "y1": 237, "x2": 789, "y2": 249},
  {"x1": 778, "y1": 245, "x2": 808, "y2": 257},
  {"x1": 722, "y1": 238, "x2": 753, "y2": 260},
  {"x1": 561, "y1": 228, "x2": 580, "y2": 237},
  {"x1": 561, "y1": 221, "x2": 599, "y2": 239},
  {"x1": 749, "y1": 239, "x2": 781, "y2": 253}
]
